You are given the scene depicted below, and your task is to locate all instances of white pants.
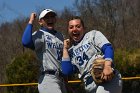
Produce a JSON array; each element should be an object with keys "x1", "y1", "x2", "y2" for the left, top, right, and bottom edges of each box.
[{"x1": 38, "y1": 74, "x2": 67, "y2": 93}]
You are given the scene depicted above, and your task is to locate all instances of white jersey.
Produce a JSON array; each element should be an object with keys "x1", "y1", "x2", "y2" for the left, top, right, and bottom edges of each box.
[
  {"x1": 69, "y1": 30, "x2": 110, "y2": 78},
  {"x1": 32, "y1": 29, "x2": 64, "y2": 72}
]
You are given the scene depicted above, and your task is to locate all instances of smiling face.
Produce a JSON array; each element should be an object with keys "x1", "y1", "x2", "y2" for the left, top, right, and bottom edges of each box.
[
  {"x1": 39, "y1": 12, "x2": 56, "y2": 30},
  {"x1": 68, "y1": 18, "x2": 85, "y2": 42}
]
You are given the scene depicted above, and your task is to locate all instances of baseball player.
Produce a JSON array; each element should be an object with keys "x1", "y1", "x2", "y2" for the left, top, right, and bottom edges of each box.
[
  {"x1": 61, "y1": 16, "x2": 122, "y2": 93},
  {"x1": 22, "y1": 9, "x2": 67, "y2": 93}
]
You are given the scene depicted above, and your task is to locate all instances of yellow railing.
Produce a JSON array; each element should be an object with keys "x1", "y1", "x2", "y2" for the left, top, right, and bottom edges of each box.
[
  {"x1": 122, "y1": 77, "x2": 140, "y2": 80},
  {"x1": 0, "y1": 77, "x2": 140, "y2": 87}
]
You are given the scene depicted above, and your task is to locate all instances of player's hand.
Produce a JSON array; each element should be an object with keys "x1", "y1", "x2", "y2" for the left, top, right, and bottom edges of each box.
[
  {"x1": 101, "y1": 61, "x2": 114, "y2": 81},
  {"x1": 63, "y1": 39, "x2": 70, "y2": 58},
  {"x1": 64, "y1": 39, "x2": 70, "y2": 49},
  {"x1": 29, "y1": 13, "x2": 37, "y2": 24}
]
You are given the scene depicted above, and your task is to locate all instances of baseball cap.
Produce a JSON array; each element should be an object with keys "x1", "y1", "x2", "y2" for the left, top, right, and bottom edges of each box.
[{"x1": 39, "y1": 9, "x2": 57, "y2": 20}]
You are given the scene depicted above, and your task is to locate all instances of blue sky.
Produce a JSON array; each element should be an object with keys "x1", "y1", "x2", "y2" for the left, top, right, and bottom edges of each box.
[{"x1": 0, "y1": 0, "x2": 74, "y2": 24}]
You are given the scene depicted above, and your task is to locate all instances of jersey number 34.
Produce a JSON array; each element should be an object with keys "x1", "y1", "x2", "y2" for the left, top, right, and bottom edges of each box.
[{"x1": 76, "y1": 52, "x2": 89, "y2": 66}]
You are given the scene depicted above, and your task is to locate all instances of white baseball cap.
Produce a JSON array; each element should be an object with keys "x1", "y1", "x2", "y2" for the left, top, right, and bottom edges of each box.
[{"x1": 39, "y1": 9, "x2": 57, "y2": 20}]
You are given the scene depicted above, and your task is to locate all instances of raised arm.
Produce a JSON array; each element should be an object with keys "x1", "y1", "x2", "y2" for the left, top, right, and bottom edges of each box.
[
  {"x1": 61, "y1": 39, "x2": 76, "y2": 75},
  {"x1": 22, "y1": 13, "x2": 36, "y2": 50}
]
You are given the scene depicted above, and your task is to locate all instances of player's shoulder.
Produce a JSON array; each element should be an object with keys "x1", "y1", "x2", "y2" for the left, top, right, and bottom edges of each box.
[
  {"x1": 85, "y1": 30, "x2": 98, "y2": 37},
  {"x1": 33, "y1": 30, "x2": 44, "y2": 35},
  {"x1": 88, "y1": 30, "x2": 101, "y2": 34},
  {"x1": 32, "y1": 31, "x2": 38, "y2": 35},
  {"x1": 32, "y1": 30, "x2": 44, "y2": 40},
  {"x1": 56, "y1": 30, "x2": 63, "y2": 37},
  {"x1": 87, "y1": 30, "x2": 104, "y2": 36},
  {"x1": 55, "y1": 30, "x2": 64, "y2": 41}
]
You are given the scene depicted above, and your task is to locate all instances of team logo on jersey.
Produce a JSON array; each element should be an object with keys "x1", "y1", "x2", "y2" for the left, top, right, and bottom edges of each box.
[
  {"x1": 44, "y1": 35, "x2": 63, "y2": 49},
  {"x1": 45, "y1": 35, "x2": 52, "y2": 42},
  {"x1": 47, "y1": 42, "x2": 63, "y2": 49},
  {"x1": 73, "y1": 42, "x2": 91, "y2": 56}
]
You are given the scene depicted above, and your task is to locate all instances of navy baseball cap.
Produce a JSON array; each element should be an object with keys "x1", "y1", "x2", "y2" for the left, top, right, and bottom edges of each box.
[{"x1": 39, "y1": 9, "x2": 57, "y2": 20}]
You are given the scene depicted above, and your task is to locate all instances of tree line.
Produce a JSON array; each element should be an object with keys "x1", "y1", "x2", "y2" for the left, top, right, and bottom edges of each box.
[{"x1": 0, "y1": 0, "x2": 140, "y2": 93}]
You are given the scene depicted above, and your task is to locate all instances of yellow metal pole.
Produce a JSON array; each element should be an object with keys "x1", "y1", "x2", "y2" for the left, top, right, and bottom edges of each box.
[{"x1": 1, "y1": 77, "x2": 140, "y2": 87}]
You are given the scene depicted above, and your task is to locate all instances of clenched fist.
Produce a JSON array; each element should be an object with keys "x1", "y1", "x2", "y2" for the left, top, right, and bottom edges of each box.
[
  {"x1": 64, "y1": 39, "x2": 70, "y2": 49},
  {"x1": 29, "y1": 13, "x2": 37, "y2": 24}
]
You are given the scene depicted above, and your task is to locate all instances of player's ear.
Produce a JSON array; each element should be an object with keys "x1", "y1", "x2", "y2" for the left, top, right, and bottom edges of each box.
[{"x1": 38, "y1": 20, "x2": 43, "y2": 26}]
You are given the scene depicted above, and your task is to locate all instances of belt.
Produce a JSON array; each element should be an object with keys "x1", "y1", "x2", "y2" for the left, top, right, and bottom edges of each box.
[{"x1": 41, "y1": 70, "x2": 63, "y2": 77}]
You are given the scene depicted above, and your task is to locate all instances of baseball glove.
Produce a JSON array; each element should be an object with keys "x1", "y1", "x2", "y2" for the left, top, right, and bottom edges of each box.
[{"x1": 90, "y1": 58, "x2": 105, "y2": 84}]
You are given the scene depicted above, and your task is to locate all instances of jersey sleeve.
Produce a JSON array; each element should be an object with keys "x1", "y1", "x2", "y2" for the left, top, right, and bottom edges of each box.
[
  {"x1": 94, "y1": 31, "x2": 114, "y2": 62},
  {"x1": 32, "y1": 30, "x2": 44, "y2": 51},
  {"x1": 61, "y1": 57, "x2": 78, "y2": 75},
  {"x1": 22, "y1": 24, "x2": 35, "y2": 50},
  {"x1": 101, "y1": 43, "x2": 114, "y2": 62},
  {"x1": 94, "y1": 31, "x2": 110, "y2": 48}
]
